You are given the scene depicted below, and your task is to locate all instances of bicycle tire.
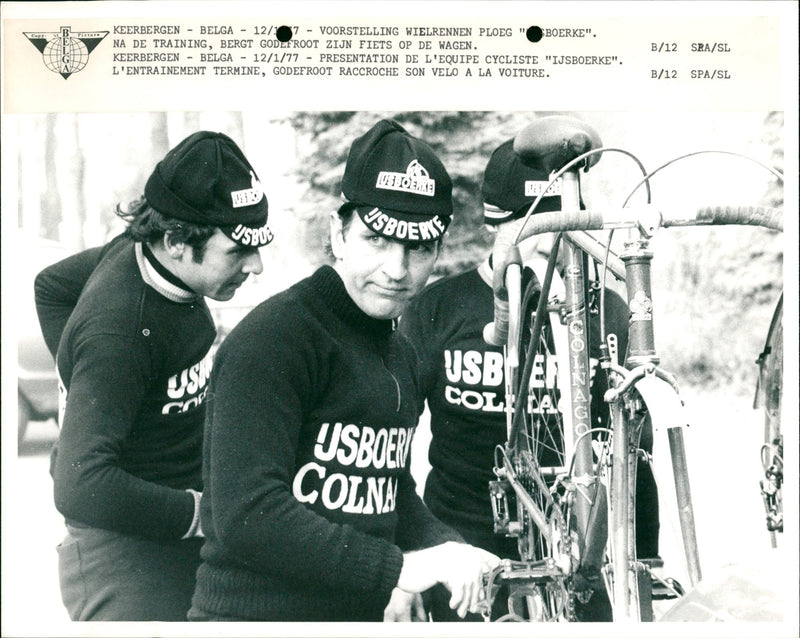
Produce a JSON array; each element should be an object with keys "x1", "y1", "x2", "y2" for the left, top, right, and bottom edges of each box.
[
  {"x1": 494, "y1": 271, "x2": 576, "y2": 622},
  {"x1": 757, "y1": 294, "x2": 783, "y2": 543},
  {"x1": 491, "y1": 247, "x2": 649, "y2": 623},
  {"x1": 505, "y1": 267, "x2": 611, "y2": 622},
  {"x1": 606, "y1": 386, "x2": 656, "y2": 621}
]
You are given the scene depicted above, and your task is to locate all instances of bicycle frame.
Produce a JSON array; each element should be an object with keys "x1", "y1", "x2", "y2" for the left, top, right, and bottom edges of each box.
[
  {"x1": 560, "y1": 173, "x2": 598, "y2": 559},
  {"x1": 606, "y1": 227, "x2": 702, "y2": 620},
  {"x1": 487, "y1": 186, "x2": 701, "y2": 621},
  {"x1": 483, "y1": 118, "x2": 783, "y2": 623},
  {"x1": 559, "y1": 170, "x2": 702, "y2": 621}
]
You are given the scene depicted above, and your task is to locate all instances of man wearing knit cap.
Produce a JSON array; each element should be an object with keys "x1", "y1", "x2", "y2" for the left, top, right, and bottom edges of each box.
[
  {"x1": 34, "y1": 131, "x2": 273, "y2": 621},
  {"x1": 190, "y1": 119, "x2": 498, "y2": 623},
  {"x1": 401, "y1": 134, "x2": 660, "y2": 621}
]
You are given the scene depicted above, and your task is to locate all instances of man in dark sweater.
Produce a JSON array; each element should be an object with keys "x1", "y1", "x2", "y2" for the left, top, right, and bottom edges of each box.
[
  {"x1": 189, "y1": 119, "x2": 498, "y2": 623},
  {"x1": 401, "y1": 135, "x2": 660, "y2": 621},
  {"x1": 33, "y1": 131, "x2": 274, "y2": 621}
]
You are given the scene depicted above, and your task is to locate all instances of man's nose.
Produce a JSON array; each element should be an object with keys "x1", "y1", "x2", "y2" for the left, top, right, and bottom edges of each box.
[
  {"x1": 381, "y1": 242, "x2": 409, "y2": 281},
  {"x1": 243, "y1": 250, "x2": 264, "y2": 276}
]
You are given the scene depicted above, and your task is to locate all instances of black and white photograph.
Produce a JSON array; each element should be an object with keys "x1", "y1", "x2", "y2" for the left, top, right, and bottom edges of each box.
[{"x1": 2, "y1": 3, "x2": 797, "y2": 638}]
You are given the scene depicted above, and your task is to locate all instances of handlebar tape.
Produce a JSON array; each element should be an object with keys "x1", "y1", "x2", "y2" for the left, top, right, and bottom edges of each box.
[
  {"x1": 512, "y1": 210, "x2": 606, "y2": 244},
  {"x1": 511, "y1": 206, "x2": 782, "y2": 244},
  {"x1": 484, "y1": 243, "x2": 522, "y2": 348},
  {"x1": 665, "y1": 205, "x2": 783, "y2": 232},
  {"x1": 482, "y1": 204, "x2": 781, "y2": 347}
]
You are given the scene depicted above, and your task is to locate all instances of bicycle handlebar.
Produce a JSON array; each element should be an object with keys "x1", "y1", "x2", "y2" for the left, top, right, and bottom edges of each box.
[
  {"x1": 483, "y1": 245, "x2": 522, "y2": 352},
  {"x1": 512, "y1": 204, "x2": 783, "y2": 243},
  {"x1": 667, "y1": 205, "x2": 783, "y2": 230},
  {"x1": 485, "y1": 204, "x2": 782, "y2": 350}
]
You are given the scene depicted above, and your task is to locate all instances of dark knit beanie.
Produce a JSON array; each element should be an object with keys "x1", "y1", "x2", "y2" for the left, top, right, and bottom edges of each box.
[
  {"x1": 482, "y1": 138, "x2": 563, "y2": 226},
  {"x1": 340, "y1": 119, "x2": 452, "y2": 242},
  {"x1": 145, "y1": 131, "x2": 273, "y2": 247}
]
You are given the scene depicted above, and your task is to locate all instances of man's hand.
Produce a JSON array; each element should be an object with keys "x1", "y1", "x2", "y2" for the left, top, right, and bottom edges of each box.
[
  {"x1": 383, "y1": 588, "x2": 427, "y2": 622},
  {"x1": 396, "y1": 542, "x2": 500, "y2": 618},
  {"x1": 438, "y1": 543, "x2": 499, "y2": 618}
]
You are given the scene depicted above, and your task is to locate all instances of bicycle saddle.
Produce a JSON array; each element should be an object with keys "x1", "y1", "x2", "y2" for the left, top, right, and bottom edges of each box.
[{"x1": 513, "y1": 115, "x2": 603, "y2": 174}]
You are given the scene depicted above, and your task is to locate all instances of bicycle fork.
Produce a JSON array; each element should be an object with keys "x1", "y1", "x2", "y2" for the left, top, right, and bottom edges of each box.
[{"x1": 609, "y1": 237, "x2": 703, "y2": 621}]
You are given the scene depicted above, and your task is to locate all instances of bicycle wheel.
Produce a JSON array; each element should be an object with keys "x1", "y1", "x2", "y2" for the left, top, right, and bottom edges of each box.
[
  {"x1": 486, "y1": 274, "x2": 567, "y2": 621},
  {"x1": 757, "y1": 294, "x2": 783, "y2": 544},
  {"x1": 506, "y1": 273, "x2": 592, "y2": 622},
  {"x1": 511, "y1": 254, "x2": 624, "y2": 621},
  {"x1": 605, "y1": 386, "x2": 654, "y2": 621}
]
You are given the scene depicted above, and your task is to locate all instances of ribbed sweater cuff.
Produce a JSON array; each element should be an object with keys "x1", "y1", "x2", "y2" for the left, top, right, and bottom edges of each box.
[
  {"x1": 354, "y1": 538, "x2": 404, "y2": 605},
  {"x1": 193, "y1": 542, "x2": 405, "y2": 622}
]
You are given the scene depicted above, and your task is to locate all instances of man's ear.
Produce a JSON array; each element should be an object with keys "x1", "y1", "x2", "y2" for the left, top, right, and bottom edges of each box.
[
  {"x1": 162, "y1": 231, "x2": 186, "y2": 260},
  {"x1": 329, "y1": 212, "x2": 345, "y2": 260}
]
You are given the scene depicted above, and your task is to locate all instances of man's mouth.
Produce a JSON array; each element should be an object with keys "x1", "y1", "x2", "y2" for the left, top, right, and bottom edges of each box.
[
  {"x1": 372, "y1": 283, "x2": 408, "y2": 296},
  {"x1": 229, "y1": 276, "x2": 248, "y2": 289}
]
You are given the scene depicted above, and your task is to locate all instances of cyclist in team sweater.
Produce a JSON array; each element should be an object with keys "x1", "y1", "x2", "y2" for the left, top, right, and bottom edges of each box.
[
  {"x1": 190, "y1": 119, "x2": 499, "y2": 623},
  {"x1": 400, "y1": 136, "x2": 660, "y2": 621},
  {"x1": 33, "y1": 131, "x2": 273, "y2": 621}
]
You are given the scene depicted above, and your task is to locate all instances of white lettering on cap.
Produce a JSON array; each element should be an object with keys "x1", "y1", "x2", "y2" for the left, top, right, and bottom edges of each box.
[
  {"x1": 230, "y1": 222, "x2": 274, "y2": 246},
  {"x1": 231, "y1": 171, "x2": 265, "y2": 208},
  {"x1": 524, "y1": 178, "x2": 562, "y2": 197},
  {"x1": 362, "y1": 207, "x2": 446, "y2": 240},
  {"x1": 376, "y1": 160, "x2": 435, "y2": 197}
]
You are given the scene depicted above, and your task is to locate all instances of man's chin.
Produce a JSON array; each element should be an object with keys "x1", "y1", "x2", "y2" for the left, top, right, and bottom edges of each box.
[
  {"x1": 367, "y1": 301, "x2": 405, "y2": 321},
  {"x1": 208, "y1": 288, "x2": 237, "y2": 302}
]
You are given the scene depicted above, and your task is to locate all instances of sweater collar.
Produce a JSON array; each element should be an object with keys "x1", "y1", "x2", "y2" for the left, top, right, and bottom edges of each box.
[
  {"x1": 311, "y1": 266, "x2": 396, "y2": 338},
  {"x1": 135, "y1": 242, "x2": 200, "y2": 303},
  {"x1": 141, "y1": 242, "x2": 195, "y2": 293}
]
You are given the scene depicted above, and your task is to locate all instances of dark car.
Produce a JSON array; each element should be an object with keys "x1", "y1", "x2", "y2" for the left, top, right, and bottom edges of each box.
[{"x1": 17, "y1": 235, "x2": 70, "y2": 447}]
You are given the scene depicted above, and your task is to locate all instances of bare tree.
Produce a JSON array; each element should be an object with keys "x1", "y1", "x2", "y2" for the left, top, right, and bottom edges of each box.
[{"x1": 40, "y1": 114, "x2": 62, "y2": 242}]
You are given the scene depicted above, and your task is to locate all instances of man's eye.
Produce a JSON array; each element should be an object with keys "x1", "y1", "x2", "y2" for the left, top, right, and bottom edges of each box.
[
  {"x1": 408, "y1": 242, "x2": 434, "y2": 253},
  {"x1": 232, "y1": 247, "x2": 258, "y2": 257},
  {"x1": 368, "y1": 234, "x2": 387, "y2": 246}
]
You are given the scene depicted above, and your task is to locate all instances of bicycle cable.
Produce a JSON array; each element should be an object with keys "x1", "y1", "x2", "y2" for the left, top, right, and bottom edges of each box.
[
  {"x1": 508, "y1": 145, "x2": 654, "y2": 361},
  {"x1": 598, "y1": 150, "x2": 783, "y2": 364},
  {"x1": 511, "y1": 147, "x2": 652, "y2": 246},
  {"x1": 621, "y1": 150, "x2": 784, "y2": 209},
  {"x1": 508, "y1": 233, "x2": 563, "y2": 451},
  {"x1": 609, "y1": 149, "x2": 783, "y2": 371}
]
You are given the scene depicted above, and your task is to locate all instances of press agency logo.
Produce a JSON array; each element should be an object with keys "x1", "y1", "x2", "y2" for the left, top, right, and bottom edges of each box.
[{"x1": 24, "y1": 26, "x2": 108, "y2": 79}]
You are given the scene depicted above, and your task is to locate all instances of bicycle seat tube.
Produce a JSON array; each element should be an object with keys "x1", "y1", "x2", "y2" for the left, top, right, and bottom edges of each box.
[{"x1": 560, "y1": 170, "x2": 596, "y2": 553}]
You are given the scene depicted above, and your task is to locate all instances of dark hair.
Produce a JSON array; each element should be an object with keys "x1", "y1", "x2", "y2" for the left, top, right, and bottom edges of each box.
[
  {"x1": 335, "y1": 201, "x2": 359, "y2": 231},
  {"x1": 335, "y1": 200, "x2": 446, "y2": 243},
  {"x1": 116, "y1": 197, "x2": 217, "y2": 263},
  {"x1": 328, "y1": 200, "x2": 445, "y2": 260}
]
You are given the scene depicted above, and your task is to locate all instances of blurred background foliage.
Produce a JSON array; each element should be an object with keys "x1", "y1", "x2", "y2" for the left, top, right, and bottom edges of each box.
[{"x1": 9, "y1": 110, "x2": 784, "y2": 394}]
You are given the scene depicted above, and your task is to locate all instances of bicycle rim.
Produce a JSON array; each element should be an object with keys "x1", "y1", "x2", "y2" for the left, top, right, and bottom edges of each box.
[
  {"x1": 605, "y1": 392, "x2": 653, "y2": 621},
  {"x1": 760, "y1": 296, "x2": 783, "y2": 542},
  {"x1": 510, "y1": 303, "x2": 574, "y2": 621}
]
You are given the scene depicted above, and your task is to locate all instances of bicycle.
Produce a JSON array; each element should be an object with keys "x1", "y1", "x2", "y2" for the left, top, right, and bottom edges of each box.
[
  {"x1": 479, "y1": 115, "x2": 784, "y2": 622},
  {"x1": 755, "y1": 292, "x2": 783, "y2": 547}
]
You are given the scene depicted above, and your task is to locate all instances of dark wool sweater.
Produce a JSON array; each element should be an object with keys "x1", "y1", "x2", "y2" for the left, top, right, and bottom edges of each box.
[
  {"x1": 35, "y1": 236, "x2": 215, "y2": 540},
  {"x1": 192, "y1": 266, "x2": 461, "y2": 621},
  {"x1": 400, "y1": 265, "x2": 631, "y2": 550}
]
